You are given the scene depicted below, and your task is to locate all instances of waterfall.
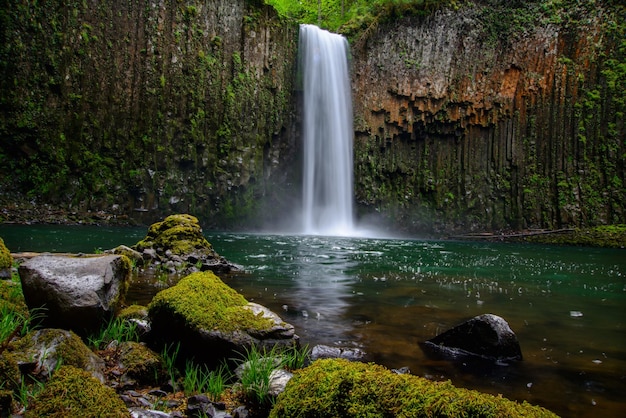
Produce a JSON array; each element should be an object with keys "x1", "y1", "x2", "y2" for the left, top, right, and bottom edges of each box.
[{"x1": 299, "y1": 24, "x2": 354, "y2": 236}]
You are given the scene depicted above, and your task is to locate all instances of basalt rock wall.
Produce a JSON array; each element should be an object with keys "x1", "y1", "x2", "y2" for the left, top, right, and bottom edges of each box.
[
  {"x1": 0, "y1": 0, "x2": 299, "y2": 228},
  {"x1": 351, "y1": 1, "x2": 625, "y2": 234}
]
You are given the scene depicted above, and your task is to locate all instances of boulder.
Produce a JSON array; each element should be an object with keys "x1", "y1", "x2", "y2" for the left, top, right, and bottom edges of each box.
[
  {"x1": 8, "y1": 328, "x2": 105, "y2": 382},
  {"x1": 132, "y1": 214, "x2": 240, "y2": 276},
  {"x1": 110, "y1": 341, "x2": 165, "y2": 388},
  {"x1": 18, "y1": 254, "x2": 131, "y2": 335},
  {"x1": 148, "y1": 271, "x2": 298, "y2": 366},
  {"x1": 421, "y1": 313, "x2": 522, "y2": 363}
]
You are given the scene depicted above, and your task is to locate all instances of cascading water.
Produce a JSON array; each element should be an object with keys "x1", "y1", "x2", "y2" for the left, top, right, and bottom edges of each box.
[{"x1": 299, "y1": 24, "x2": 354, "y2": 236}]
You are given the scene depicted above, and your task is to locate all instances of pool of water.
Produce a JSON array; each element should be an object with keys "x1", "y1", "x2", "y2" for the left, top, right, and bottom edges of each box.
[{"x1": 1, "y1": 224, "x2": 624, "y2": 417}]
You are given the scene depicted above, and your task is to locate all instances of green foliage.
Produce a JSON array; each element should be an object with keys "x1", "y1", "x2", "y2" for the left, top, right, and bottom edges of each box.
[
  {"x1": 25, "y1": 365, "x2": 129, "y2": 418},
  {"x1": 86, "y1": 317, "x2": 140, "y2": 350},
  {"x1": 160, "y1": 342, "x2": 181, "y2": 391},
  {"x1": 183, "y1": 360, "x2": 230, "y2": 399},
  {"x1": 265, "y1": 0, "x2": 453, "y2": 35},
  {"x1": 270, "y1": 358, "x2": 559, "y2": 417},
  {"x1": 235, "y1": 343, "x2": 310, "y2": 407},
  {"x1": 235, "y1": 344, "x2": 281, "y2": 406}
]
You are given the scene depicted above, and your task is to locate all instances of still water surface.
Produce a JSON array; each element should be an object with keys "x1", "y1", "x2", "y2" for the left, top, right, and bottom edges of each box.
[{"x1": 1, "y1": 224, "x2": 624, "y2": 417}]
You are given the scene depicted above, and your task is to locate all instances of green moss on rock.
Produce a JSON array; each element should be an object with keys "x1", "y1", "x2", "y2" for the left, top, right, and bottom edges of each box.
[
  {"x1": 25, "y1": 365, "x2": 129, "y2": 418},
  {"x1": 270, "y1": 358, "x2": 559, "y2": 418},
  {"x1": 134, "y1": 214, "x2": 214, "y2": 256},
  {"x1": 0, "y1": 353, "x2": 20, "y2": 392},
  {"x1": 148, "y1": 271, "x2": 273, "y2": 333},
  {"x1": 118, "y1": 304, "x2": 148, "y2": 320},
  {"x1": 117, "y1": 341, "x2": 165, "y2": 385},
  {"x1": 0, "y1": 237, "x2": 12, "y2": 270},
  {"x1": 0, "y1": 279, "x2": 28, "y2": 319},
  {"x1": 10, "y1": 329, "x2": 102, "y2": 378}
]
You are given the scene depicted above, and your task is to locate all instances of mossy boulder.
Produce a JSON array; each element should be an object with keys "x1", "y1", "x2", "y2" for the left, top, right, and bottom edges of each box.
[
  {"x1": 0, "y1": 237, "x2": 12, "y2": 279},
  {"x1": 25, "y1": 365, "x2": 130, "y2": 418},
  {"x1": 113, "y1": 341, "x2": 165, "y2": 387},
  {"x1": 8, "y1": 328, "x2": 105, "y2": 382},
  {"x1": 270, "y1": 358, "x2": 559, "y2": 418},
  {"x1": 132, "y1": 214, "x2": 239, "y2": 275},
  {"x1": 148, "y1": 271, "x2": 297, "y2": 366}
]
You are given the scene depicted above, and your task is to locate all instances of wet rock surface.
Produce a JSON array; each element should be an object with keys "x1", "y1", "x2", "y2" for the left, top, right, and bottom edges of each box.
[
  {"x1": 18, "y1": 254, "x2": 131, "y2": 335},
  {"x1": 421, "y1": 313, "x2": 523, "y2": 363}
]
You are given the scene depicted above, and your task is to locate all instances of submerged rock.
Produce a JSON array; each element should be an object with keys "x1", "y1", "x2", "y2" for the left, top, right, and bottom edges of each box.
[
  {"x1": 421, "y1": 313, "x2": 522, "y2": 363},
  {"x1": 131, "y1": 214, "x2": 240, "y2": 276},
  {"x1": 18, "y1": 254, "x2": 131, "y2": 335},
  {"x1": 148, "y1": 271, "x2": 298, "y2": 366}
]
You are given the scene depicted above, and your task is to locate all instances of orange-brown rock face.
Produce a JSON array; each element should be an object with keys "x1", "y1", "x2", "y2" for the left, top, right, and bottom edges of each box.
[{"x1": 352, "y1": 4, "x2": 624, "y2": 234}]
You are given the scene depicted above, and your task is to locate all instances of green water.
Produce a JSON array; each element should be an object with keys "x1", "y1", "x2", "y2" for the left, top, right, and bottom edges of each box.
[{"x1": 1, "y1": 225, "x2": 624, "y2": 417}]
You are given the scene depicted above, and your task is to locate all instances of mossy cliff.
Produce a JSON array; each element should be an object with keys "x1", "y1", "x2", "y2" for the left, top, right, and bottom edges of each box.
[
  {"x1": 0, "y1": 0, "x2": 299, "y2": 228},
  {"x1": 351, "y1": 0, "x2": 625, "y2": 234}
]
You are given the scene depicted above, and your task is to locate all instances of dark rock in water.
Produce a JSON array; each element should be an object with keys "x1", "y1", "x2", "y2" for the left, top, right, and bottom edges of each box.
[
  {"x1": 311, "y1": 344, "x2": 366, "y2": 362},
  {"x1": 18, "y1": 254, "x2": 131, "y2": 335},
  {"x1": 421, "y1": 314, "x2": 522, "y2": 363}
]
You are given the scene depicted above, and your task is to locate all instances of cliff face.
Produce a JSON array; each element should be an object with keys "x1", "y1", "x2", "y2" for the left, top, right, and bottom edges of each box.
[
  {"x1": 0, "y1": 0, "x2": 299, "y2": 227},
  {"x1": 351, "y1": 1, "x2": 625, "y2": 234}
]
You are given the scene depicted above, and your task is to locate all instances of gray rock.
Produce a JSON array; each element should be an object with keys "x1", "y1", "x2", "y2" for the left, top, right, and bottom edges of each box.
[
  {"x1": 18, "y1": 254, "x2": 131, "y2": 334},
  {"x1": 421, "y1": 313, "x2": 522, "y2": 363},
  {"x1": 311, "y1": 344, "x2": 366, "y2": 361},
  {"x1": 268, "y1": 369, "x2": 293, "y2": 396}
]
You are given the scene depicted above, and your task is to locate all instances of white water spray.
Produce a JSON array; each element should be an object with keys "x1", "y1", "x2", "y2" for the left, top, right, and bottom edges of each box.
[{"x1": 300, "y1": 24, "x2": 354, "y2": 236}]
